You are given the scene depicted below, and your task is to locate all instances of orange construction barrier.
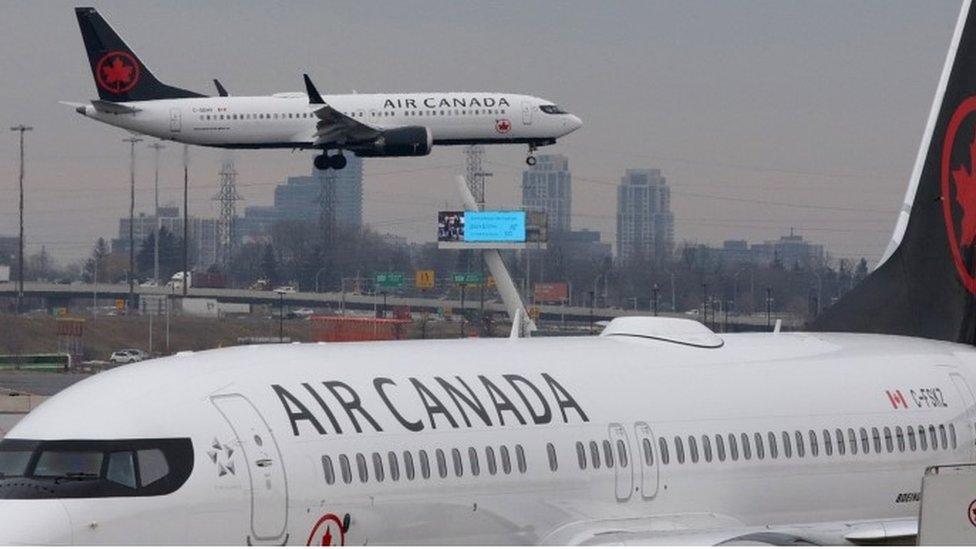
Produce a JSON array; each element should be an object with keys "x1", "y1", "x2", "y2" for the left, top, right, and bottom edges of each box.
[{"x1": 310, "y1": 316, "x2": 411, "y2": 342}]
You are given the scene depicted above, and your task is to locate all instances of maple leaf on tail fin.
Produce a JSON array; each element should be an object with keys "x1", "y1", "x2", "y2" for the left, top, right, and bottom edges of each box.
[
  {"x1": 952, "y1": 135, "x2": 976, "y2": 245},
  {"x1": 101, "y1": 57, "x2": 133, "y2": 88}
]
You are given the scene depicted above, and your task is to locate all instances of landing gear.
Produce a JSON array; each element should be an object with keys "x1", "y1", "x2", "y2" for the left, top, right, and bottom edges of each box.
[
  {"x1": 525, "y1": 143, "x2": 538, "y2": 166},
  {"x1": 314, "y1": 152, "x2": 348, "y2": 171}
]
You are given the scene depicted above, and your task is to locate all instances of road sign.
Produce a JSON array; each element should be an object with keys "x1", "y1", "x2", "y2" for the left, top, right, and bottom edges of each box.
[
  {"x1": 375, "y1": 272, "x2": 404, "y2": 289},
  {"x1": 452, "y1": 272, "x2": 484, "y2": 286},
  {"x1": 115, "y1": 299, "x2": 125, "y2": 310},
  {"x1": 415, "y1": 270, "x2": 435, "y2": 289},
  {"x1": 534, "y1": 282, "x2": 569, "y2": 302}
]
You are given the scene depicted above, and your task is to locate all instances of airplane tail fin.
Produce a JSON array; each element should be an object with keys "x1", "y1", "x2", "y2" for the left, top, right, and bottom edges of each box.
[
  {"x1": 811, "y1": 0, "x2": 976, "y2": 343},
  {"x1": 75, "y1": 7, "x2": 205, "y2": 102}
]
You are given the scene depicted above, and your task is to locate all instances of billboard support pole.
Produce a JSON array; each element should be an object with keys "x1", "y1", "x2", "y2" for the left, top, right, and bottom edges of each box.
[{"x1": 455, "y1": 175, "x2": 536, "y2": 335}]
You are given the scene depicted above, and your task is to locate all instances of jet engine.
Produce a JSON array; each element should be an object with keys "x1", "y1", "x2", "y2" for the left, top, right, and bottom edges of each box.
[{"x1": 353, "y1": 126, "x2": 433, "y2": 157}]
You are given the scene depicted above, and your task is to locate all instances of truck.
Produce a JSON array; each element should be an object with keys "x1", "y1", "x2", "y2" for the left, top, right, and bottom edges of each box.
[{"x1": 167, "y1": 271, "x2": 226, "y2": 291}]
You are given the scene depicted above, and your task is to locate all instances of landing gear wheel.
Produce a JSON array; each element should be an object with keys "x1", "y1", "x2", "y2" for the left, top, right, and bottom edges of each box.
[
  {"x1": 526, "y1": 143, "x2": 539, "y2": 166},
  {"x1": 330, "y1": 154, "x2": 347, "y2": 170},
  {"x1": 314, "y1": 154, "x2": 329, "y2": 171},
  {"x1": 526, "y1": 155, "x2": 537, "y2": 166}
]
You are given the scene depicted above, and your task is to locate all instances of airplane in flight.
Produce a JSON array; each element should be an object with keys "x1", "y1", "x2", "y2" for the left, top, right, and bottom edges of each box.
[
  {"x1": 4, "y1": 1, "x2": 976, "y2": 545},
  {"x1": 63, "y1": 8, "x2": 582, "y2": 171}
]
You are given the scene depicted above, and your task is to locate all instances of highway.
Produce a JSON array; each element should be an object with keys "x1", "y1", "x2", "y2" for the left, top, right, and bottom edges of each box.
[{"x1": 0, "y1": 281, "x2": 802, "y2": 329}]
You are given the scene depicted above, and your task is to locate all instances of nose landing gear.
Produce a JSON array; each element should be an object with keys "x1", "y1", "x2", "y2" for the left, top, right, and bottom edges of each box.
[
  {"x1": 526, "y1": 143, "x2": 538, "y2": 166},
  {"x1": 314, "y1": 151, "x2": 348, "y2": 171}
]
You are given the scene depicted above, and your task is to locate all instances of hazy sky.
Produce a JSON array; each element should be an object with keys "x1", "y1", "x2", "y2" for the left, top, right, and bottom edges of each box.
[{"x1": 0, "y1": 0, "x2": 962, "y2": 264}]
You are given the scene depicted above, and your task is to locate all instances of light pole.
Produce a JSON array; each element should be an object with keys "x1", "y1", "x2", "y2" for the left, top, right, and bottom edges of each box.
[
  {"x1": 123, "y1": 136, "x2": 143, "y2": 310},
  {"x1": 275, "y1": 289, "x2": 287, "y2": 342},
  {"x1": 182, "y1": 145, "x2": 189, "y2": 297},
  {"x1": 10, "y1": 125, "x2": 32, "y2": 313},
  {"x1": 315, "y1": 267, "x2": 329, "y2": 293},
  {"x1": 652, "y1": 283, "x2": 660, "y2": 316},
  {"x1": 148, "y1": 142, "x2": 165, "y2": 285}
]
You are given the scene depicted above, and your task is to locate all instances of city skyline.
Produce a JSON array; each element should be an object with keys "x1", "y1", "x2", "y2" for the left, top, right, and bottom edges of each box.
[{"x1": 0, "y1": 1, "x2": 960, "y2": 263}]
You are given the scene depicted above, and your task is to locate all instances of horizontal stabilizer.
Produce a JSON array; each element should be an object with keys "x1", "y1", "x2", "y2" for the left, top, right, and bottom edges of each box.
[{"x1": 91, "y1": 99, "x2": 140, "y2": 114}]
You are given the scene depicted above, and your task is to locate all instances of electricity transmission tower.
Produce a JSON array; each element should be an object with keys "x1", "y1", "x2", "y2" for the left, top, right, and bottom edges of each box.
[
  {"x1": 463, "y1": 145, "x2": 492, "y2": 207},
  {"x1": 212, "y1": 161, "x2": 242, "y2": 266},
  {"x1": 319, "y1": 169, "x2": 338, "y2": 244}
]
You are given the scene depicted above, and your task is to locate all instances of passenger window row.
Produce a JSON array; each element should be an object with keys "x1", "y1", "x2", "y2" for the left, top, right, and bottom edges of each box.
[
  {"x1": 198, "y1": 108, "x2": 508, "y2": 123},
  {"x1": 322, "y1": 444, "x2": 527, "y2": 486},
  {"x1": 643, "y1": 422, "x2": 957, "y2": 466},
  {"x1": 199, "y1": 112, "x2": 315, "y2": 121},
  {"x1": 574, "y1": 438, "x2": 628, "y2": 470}
]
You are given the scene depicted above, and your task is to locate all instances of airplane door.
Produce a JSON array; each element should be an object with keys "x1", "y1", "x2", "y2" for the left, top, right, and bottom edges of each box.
[
  {"x1": 169, "y1": 108, "x2": 181, "y2": 133},
  {"x1": 522, "y1": 100, "x2": 533, "y2": 125},
  {"x1": 609, "y1": 423, "x2": 633, "y2": 501},
  {"x1": 212, "y1": 394, "x2": 288, "y2": 543},
  {"x1": 950, "y1": 373, "x2": 976, "y2": 459},
  {"x1": 634, "y1": 422, "x2": 658, "y2": 499}
]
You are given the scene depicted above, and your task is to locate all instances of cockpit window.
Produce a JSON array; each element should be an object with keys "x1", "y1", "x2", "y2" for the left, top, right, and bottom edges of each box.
[
  {"x1": 0, "y1": 438, "x2": 193, "y2": 499},
  {"x1": 540, "y1": 104, "x2": 568, "y2": 115}
]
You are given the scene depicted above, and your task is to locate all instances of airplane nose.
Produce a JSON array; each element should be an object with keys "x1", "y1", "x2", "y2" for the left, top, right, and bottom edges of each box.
[
  {"x1": 0, "y1": 500, "x2": 73, "y2": 544},
  {"x1": 569, "y1": 114, "x2": 583, "y2": 131}
]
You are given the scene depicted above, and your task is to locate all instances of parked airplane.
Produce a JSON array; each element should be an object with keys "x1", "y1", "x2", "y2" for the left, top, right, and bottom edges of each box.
[
  {"x1": 63, "y1": 8, "x2": 582, "y2": 171},
  {"x1": 5, "y1": 1, "x2": 976, "y2": 545}
]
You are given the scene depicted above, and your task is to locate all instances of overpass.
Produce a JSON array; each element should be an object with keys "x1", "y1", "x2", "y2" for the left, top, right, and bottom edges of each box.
[{"x1": 0, "y1": 282, "x2": 803, "y2": 330}]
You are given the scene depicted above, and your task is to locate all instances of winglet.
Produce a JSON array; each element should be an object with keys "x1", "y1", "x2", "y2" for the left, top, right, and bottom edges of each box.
[
  {"x1": 213, "y1": 79, "x2": 228, "y2": 97},
  {"x1": 303, "y1": 74, "x2": 325, "y2": 104}
]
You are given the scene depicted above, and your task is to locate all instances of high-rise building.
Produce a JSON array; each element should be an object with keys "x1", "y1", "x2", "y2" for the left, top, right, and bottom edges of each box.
[
  {"x1": 113, "y1": 209, "x2": 219, "y2": 270},
  {"x1": 273, "y1": 158, "x2": 364, "y2": 230},
  {"x1": 521, "y1": 154, "x2": 571, "y2": 233},
  {"x1": 616, "y1": 168, "x2": 674, "y2": 263}
]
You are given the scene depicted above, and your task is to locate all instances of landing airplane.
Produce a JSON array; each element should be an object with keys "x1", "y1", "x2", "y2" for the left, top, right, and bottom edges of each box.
[
  {"x1": 6, "y1": 1, "x2": 976, "y2": 545},
  {"x1": 63, "y1": 8, "x2": 582, "y2": 171}
]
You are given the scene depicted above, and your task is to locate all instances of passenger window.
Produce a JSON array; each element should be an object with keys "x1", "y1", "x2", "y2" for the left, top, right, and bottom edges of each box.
[
  {"x1": 740, "y1": 433, "x2": 751, "y2": 460},
  {"x1": 728, "y1": 433, "x2": 739, "y2": 461},
  {"x1": 487, "y1": 446, "x2": 498, "y2": 475},
  {"x1": 469, "y1": 447, "x2": 480, "y2": 476},
  {"x1": 356, "y1": 453, "x2": 368, "y2": 482},
  {"x1": 642, "y1": 438, "x2": 654, "y2": 466},
  {"x1": 939, "y1": 424, "x2": 948, "y2": 449},
  {"x1": 576, "y1": 442, "x2": 586, "y2": 470},
  {"x1": 883, "y1": 427, "x2": 893, "y2": 453},
  {"x1": 702, "y1": 435, "x2": 713, "y2": 462},
  {"x1": 404, "y1": 451, "x2": 415, "y2": 480},
  {"x1": 848, "y1": 428, "x2": 858, "y2": 455},
  {"x1": 339, "y1": 454, "x2": 352, "y2": 484},
  {"x1": 388, "y1": 451, "x2": 400, "y2": 481},
  {"x1": 781, "y1": 431, "x2": 792, "y2": 458},
  {"x1": 907, "y1": 425, "x2": 917, "y2": 451},
  {"x1": 715, "y1": 434, "x2": 726, "y2": 461},
  {"x1": 547, "y1": 443, "x2": 559, "y2": 471},
  {"x1": 436, "y1": 449, "x2": 447, "y2": 478},
  {"x1": 451, "y1": 448, "x2": 463, "y2": 477},
  {"x1": 753, "y1": 433, "x2": 764, "y2": 460},
  {"x1": 419, "y1": 449, "x2": 431, "y2": 479},
  {"x1": 501, "y1": 445, "x2": 512, "y2": 474},
  {"x1": 767, "y1": 432, "x2": 778, "y2": 459},
  {"x1": 688, "y1": 436, "x2": 699, "y2": 464},
  {"x1": 138, "y1": 449, "x2": 169, "y2": 487},
  {"x1": 860, "y1": 428, "x2": 870, "y2": 454},
  {"x1": 516, "y1": 445, "x2": 527, "y2": 473},
  {"x1": 603, "y1": 440, "x2": 614, "y2": 468},
  {"x1": 822, "y1": 429, "x2": 832, "y2": 456},
  {"x1": 895, "y1": 426, "x2": 905, "y2": 452},
  {"x1": 929, "y1": 425, "x2": 938, "y2": 449},
  {"x1": 794, "y1": 431, "x2": 804, "y2": 458},
  {"x1": 322, "y1": 455, "x2": 335, "y2": 485},
  {"x1": 808, "y1": 430, "x2": 819, "y2": 457},
  {"x1": 617, "y1": 440, "x2": 628, "y2": 467},
  {"x1": 950, "y1": 423, "x2": 958, "y2": 449},
  {"x1": 106, "y1": 451, "x2": 137, "y2": 489},
  {"x1": 372, "y1": 452, "x2": 384, "y2": 482},
  {"x1": 589, "y1": 441, "x2": 601, "y2": 469},
  {"x1": 918, "y1": 425, "x2": 928, "y2": 451},
  {"x1": 872, "y1": 427, "x2": 882, "y2": 454},
  {"x1": 835, "y1": 428, "x2": 846, "y2": 455},
  {"x1": 674, "y1": 436, "x2": 685, "y2": 464},
  {"x1": 658, "y1": 437, "x2": 670, "y2": 465}
]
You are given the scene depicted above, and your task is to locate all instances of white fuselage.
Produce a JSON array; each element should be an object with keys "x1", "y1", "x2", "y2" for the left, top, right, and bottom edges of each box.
[
  {"x1": 76, "y1": 92, "x2": 582, "y2": 150},
  {"x1": 0, "y1": 330, "x2": 973, "y2": 544}
]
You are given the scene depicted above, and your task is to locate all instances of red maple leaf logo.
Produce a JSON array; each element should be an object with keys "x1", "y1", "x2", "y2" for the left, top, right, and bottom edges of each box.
[
  {"x1": 952, "y1": 135, "x2": 976, "y2": 246},
  {"x1": 95, "y1": 51, "x2": 139, "y2": 93}
]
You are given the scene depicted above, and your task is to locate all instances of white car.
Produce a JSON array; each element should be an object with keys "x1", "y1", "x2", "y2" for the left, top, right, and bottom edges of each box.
[{"x1": 109, "y1": 349, "x2": 149, "y2": 364}]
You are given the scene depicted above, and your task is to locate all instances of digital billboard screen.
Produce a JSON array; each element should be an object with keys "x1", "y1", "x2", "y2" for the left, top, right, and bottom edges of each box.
[
  {"x1": 437, "y1": 211, "x2": 465, "y2": 242},
  {"x1": 464, "y1": 211, "x2": 526, "y2": 242}
]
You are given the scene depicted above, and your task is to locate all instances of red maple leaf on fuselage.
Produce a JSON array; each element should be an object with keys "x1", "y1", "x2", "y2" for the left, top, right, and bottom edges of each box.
[
  {"x1": 101, "y1": 57, "x2": 134, "y2": 88},
  {"x1": 953, "y1": 136, "x2": 976, "y2": 245}
]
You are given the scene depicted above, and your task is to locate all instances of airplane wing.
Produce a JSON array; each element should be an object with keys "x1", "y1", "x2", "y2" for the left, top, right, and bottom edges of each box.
[
  {"x1": 303, "y1": 74, "x2": 382, "y2": 148},
  {"x1": 543, "y1": 515, "x2": 917, "y2": 545}
]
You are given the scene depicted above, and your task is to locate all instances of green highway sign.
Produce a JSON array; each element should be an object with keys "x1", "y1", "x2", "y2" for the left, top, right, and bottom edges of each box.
[
  {"x1": 375, "y1": 272, "x2": 404, "y2": 289},
  {"x1": 452, "y1": 272, "x2": 484, "y2": 286}
]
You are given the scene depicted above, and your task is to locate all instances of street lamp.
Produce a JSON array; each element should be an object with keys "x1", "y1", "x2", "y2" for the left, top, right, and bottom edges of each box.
[
  {"x1": 10, "y1": 124, "x2": 32, "y2": 313},
  {"x1": 123, "y1": 136, "x2": 143, "y2": 311},
  {"x1": 274, "y1": 289, "x2": 288, "y2": 343},
  {"x1": 148, "y1": 142, "x2": 165, "y2": 285}
]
